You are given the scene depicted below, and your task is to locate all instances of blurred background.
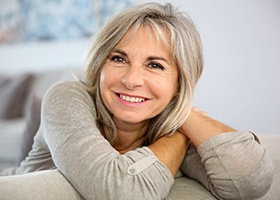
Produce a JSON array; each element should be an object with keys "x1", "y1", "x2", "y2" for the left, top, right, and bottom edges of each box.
[{"x1": 0, "y1": 0, "x2": 280, "y2": 135}]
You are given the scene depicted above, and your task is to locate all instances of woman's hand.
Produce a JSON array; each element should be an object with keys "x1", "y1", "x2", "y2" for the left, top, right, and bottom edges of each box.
[{"x1": 179, "y1": 107, "x2": 236, "y2": 148}]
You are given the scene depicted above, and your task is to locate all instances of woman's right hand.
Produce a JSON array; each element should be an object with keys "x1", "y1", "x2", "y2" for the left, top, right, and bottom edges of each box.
[{"x1": 179, "y1": 107, "x2": 236, "y2": 148}]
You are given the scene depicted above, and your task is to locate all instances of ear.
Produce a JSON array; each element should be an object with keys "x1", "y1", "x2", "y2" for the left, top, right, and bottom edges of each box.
[
  {"x1": 172, "y1": 91, "x2": 179, "y2": 99},
  {"x1": 174, "y1": 84, "x2": 180, "y2": 98}
]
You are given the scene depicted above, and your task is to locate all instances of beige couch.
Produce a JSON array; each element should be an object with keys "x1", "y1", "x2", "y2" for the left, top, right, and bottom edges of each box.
[
  {"x1": 0, "y1": 69, "x2": 279, "y2": 199},
  {"x1": 0, "y1": 68, "x2": 79, "y2": 168}
]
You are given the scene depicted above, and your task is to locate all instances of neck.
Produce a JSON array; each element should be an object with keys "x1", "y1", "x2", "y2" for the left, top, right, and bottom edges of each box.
[{"x1": 113, "y1": 120, "x2": 149, "y2": 154}]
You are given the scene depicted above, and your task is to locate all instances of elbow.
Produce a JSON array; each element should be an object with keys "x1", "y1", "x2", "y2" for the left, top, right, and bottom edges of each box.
[
  {"x1": 237, "y1": 154, "x2": 275, "y2": 200},
  {"x1": 78, "y1": 155, "x2": 174, "y2": 200},
  {"x1": 211, "y1": 153, "x2": 275, "y2": 200}
]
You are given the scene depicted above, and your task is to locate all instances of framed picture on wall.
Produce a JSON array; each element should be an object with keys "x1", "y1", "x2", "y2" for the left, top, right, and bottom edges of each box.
[{"x1": 0, "y1": 0, "x2": 133, "y2": 44}]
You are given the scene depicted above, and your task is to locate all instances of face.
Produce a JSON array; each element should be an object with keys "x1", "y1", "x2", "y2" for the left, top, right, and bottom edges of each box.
[{"x1": 100, "y1": 26, "x2": 178, "y2": 128}]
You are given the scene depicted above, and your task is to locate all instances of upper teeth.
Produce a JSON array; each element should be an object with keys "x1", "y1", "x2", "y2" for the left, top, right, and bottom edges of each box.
[{"x1": 120, "y1": 94, "x2": 145, "y2": 103}]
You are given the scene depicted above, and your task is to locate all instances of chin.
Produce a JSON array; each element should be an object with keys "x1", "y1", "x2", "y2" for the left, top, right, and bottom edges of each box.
[{"x1": 113, "y1": 115, "x2": 150, "y2": 125}]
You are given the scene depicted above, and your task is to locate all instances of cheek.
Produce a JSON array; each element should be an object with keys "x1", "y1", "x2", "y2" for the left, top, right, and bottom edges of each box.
[
  {"x1": 99, "y1": 71, "x2": 106, "y2": 94},
  {"x1": 100, "y1": 67, "x2": 123, "y2": 96},
  {"x1": 99, "y1": 69, "x2": 115, "y2": 110},
  {"x1": 100, "y1": 67, "x2": 115, "y2": 89},
  {"x1": 162, "y1": 82, "x2": 178, "y2": 101},
  {"x1": 148, "y1": 76, "x2": 178, "y2": 103},
  {"x1": 99, "y1": 69, "x2": 113, "y2": 100},
  {"x1": 158, "y1": 75, "x2": 178, "y2": 99}
]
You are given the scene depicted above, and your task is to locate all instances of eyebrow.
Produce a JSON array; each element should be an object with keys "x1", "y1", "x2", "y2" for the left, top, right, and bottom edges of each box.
[
  {"x1": 146, "y1": 56, "x2": 170, "y2": 65},
  {"x1": 111, "y1": 48, "x2": 128, "y2": 57},
  {"x1": 111, "y1": 48, "x2": 171, "y2": 65}
]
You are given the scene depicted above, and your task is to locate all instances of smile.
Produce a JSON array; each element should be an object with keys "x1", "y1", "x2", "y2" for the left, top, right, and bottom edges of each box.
[{"x1": 119, "y1": 94, "x2": 145, "y2": 103}]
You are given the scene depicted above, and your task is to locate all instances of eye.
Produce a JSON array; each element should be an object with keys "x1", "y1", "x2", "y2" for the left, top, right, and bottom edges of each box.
[
  {"x1": 110, "y1": 55, "x2": 127, "y2": 64},
  {"x1": 147, "y1": 62, "x2": 165, "y2": 70}
]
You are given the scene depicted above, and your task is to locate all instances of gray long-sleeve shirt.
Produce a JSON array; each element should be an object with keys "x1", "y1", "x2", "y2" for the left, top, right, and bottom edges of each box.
[{"x1": 0, "y1": 80, "x2": 275, "y2": 200}]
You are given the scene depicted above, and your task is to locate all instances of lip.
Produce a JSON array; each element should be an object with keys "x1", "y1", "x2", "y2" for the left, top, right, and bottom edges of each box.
[
  {"x1": 117, "y1": 92, "x2": 148, "y2": 99},
  {"x1": 115, "y1": 92, "x2": 149, "y2": 106}
]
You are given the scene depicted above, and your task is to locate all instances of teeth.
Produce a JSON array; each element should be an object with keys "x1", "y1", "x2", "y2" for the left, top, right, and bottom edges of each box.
[{"x1": 120, "y1": 94, "x2": 145, "y2": 103}]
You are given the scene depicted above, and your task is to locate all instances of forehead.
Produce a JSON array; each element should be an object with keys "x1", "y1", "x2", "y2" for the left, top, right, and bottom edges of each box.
[{"x1": 116, "y1": 24, "x2": 171, "y2": 53}]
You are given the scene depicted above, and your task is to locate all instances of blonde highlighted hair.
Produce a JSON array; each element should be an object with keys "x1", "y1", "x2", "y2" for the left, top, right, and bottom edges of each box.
[{"x1": 82, "y1": 2, "x2": 203, "y2": 145}]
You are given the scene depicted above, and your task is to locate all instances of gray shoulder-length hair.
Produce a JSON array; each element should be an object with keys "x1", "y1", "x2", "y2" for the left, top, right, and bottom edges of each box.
[{"x1": 82, "y1": 2, "x2": 203, "y2": 145}]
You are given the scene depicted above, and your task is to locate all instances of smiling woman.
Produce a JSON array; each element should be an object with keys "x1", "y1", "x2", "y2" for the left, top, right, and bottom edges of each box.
[
  {"x1": 86, "y1": 4, "x2": 203, "y2": 145},
  {"x1": 100, "y1": 26, "x2": 179, "y2": 143},
  {"x1": 0, "y1": 2, "x2": 276, "y2": 200}
]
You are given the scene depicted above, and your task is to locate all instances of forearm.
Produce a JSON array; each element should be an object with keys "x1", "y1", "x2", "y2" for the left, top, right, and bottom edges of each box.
[
  {"x1": 42, "y1": 81, "x2": 175, "y2": 200},
  {"x1": 148, "y1": 131, "x2": 189, "y2": 177},
  {"x1": 180, "y1": 131, "x2": 275, "y2": 199},
  {"x1": 180, "y1": 109, "x2": 235, "y2": 148}
]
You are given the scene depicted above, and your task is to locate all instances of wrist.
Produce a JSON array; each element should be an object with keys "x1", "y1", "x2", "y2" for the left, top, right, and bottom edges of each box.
[
  {"x1": 179, "y1": 109, "x2": 236, "y2": 148},
  {"x1": 148, "y1": 132, "x2": 189, "y2": 177}
]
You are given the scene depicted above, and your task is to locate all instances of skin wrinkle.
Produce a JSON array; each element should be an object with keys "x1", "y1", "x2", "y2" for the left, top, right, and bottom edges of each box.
[
  {"x1": 100, "y1": 25, "x2": 178, "y2": 153},
  {"x1": 0, "y1": 3, "x2": 275, "y2": 200}
]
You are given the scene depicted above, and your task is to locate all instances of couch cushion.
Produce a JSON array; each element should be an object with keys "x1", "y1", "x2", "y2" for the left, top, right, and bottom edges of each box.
[
  {"x1": 23, "y1": 68, "x2": 80, "y2": 114},
  {"x1": 258, "y1": 134, "x2": 280, "y2": 161},
  {"x1": 167, "y1": 177, "x2": 217, "y2": 200},
  {"x1": 0, "y1": 73, "x2": 33, "y2": 119},
  {"x1": 0, "y1": 118, "x2": 26, "y2": 168},
  {"x1": 17, "y1": 95, "x2": 42, "y2": 165}
]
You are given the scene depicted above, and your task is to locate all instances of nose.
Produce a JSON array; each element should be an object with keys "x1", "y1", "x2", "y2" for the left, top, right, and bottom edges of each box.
[{"x1": 122, "y1": 64, "x2": 144, "y2": 89}]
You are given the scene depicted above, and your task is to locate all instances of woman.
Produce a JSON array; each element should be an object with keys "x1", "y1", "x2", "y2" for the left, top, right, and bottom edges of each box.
[{"x1": 0, "y1": 2, "x2": 274, "y2": 200}]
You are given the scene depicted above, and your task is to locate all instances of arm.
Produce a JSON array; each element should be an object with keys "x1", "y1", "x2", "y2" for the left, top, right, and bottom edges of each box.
[
  {"x1": 41, "y1": 80, "x2": 187, "y2": 200},
  {"x1": 179, "y1": 107, "x2": 235, "y2": 148},
  {"x1": 149, "y1": 131, "x2": 189, "y2": 177},
  {"x1": 180, "y1": 109, "x2": 275, "y2": 199}
]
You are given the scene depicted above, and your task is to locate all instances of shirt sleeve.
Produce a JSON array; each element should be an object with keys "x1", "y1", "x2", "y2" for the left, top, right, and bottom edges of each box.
[
  {"x1": 41, "y1": 80, "x2": 174, "y2": 200},
  {"x1": 180, "y1": 131, "x2": 275, "y2": 200}
]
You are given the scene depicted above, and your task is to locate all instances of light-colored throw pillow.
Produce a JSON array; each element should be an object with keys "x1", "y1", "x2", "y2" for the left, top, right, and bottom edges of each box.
[
  {"x1": 17, "y1": 95, "x2": 42, "y2": 165},
  {"x1": 0, "y1": 73, "x2": 33, "y2": 119}
]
